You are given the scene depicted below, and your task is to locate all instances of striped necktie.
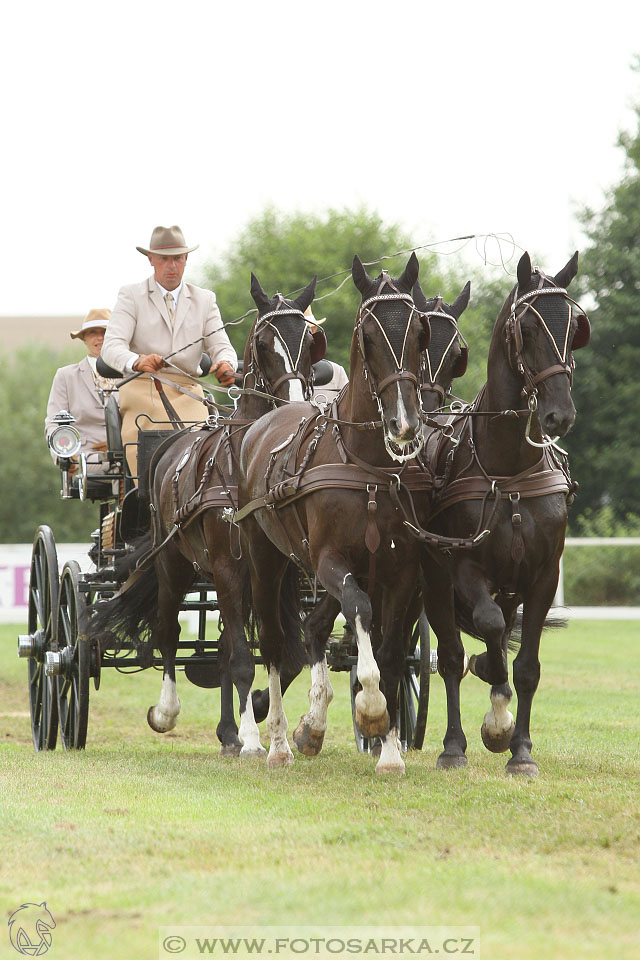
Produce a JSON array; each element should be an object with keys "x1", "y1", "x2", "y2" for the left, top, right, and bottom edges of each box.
[{"x1": 164, "y1": 292, "x2": 175, "y2": 327}]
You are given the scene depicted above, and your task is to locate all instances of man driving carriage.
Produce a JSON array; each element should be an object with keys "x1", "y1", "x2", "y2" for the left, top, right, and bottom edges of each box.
[{"x1": 101, "y1": 224, "x2": 237, "y2": 476}]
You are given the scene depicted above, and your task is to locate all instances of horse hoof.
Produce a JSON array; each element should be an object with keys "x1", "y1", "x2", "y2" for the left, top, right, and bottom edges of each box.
[
  {"x1": 375, "y1": 760, "x2": 405, "y2": 776},
  {"x1": 220, "y1": 742, "x2": 242, "y2": 758},
  {"x1": 240, "y1": 745, "x2": 267, "y2": 758},
  {"x1": 436, "y1": 752, "x2": 468, "y2": 770},
  {"x1": 147, "y1": 706, "x2": 176, "y2": 733},
  {"x1": 293, "y1": 720, "x2": 325, "y2": 756},
  {"x1": 506, "y1": 758, "x2": 539, "y2": 777},
  {"x1": 468, "y1": 654, "x2": 478, "y2": 677},
  {"x1": 267, "y1": 751, "x2": 294, "y2": 769},
  {"x1": 481, "y1": 719, "x2": 514, "y2": 753},
  {"x1": 355, "y1": 707, "x2": 390, "y2": 739}
]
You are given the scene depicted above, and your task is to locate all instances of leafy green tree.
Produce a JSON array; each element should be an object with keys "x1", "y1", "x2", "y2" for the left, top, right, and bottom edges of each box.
[
  {"x1": 202, "y1": 205, "x2": 502, "y2": 399},
  {"x1": 0, "y1": 345, "x2": 101, "y2": 543},
  {"x1": 564, "y1": 97, "x2": 640, "y2": 522}
]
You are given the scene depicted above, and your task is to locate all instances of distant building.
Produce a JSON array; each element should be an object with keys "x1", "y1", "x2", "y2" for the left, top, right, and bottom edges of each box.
[{"x1": 0, "y1": 316, "x2": 84, "y2": 353}]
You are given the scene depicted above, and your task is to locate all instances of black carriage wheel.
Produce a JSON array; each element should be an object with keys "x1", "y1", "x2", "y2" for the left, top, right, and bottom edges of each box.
[
  {"x1": 56, "y1": 561, "x2": 90, "y2": 750},
  {"x1": 410, "y1": 612, "x2": 431, "y2": 750},
  {"x1": 27, "y1": 526, "x2": 59, "y2": 751}
]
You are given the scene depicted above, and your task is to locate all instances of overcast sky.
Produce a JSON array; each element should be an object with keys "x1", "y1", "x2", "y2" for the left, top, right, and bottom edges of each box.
[{"x1": 2, "y1": 0, "x2": 639, "y2": 317}]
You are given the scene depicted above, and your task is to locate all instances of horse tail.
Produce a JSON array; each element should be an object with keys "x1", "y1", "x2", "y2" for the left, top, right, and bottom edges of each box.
[
  {"x1": 278, "y1": 562, "x2": 309, "y2": 678},
  {"x1": 89, "y1": 532, "x2": 158, "y2": 654},
  {"x1": 452, "y1": 599, "x2": 567, "y2": 653}
]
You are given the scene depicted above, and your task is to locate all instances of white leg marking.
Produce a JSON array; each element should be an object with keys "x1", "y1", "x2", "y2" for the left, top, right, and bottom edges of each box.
[
  {"x1": 266, "y1": 666, "x2": 294, "y2": 767},
  {"x1": 273, "y1": 338, "x2": 304, "y2": 402},
  {"x1": 354, "y1": 613, "x2": 387, "y2": 720},
  {"x1": 376, "y1": 727, "x2": 405, "y2": 775},
  {"x1": 150, "y1": 675, "x2": 181, "y2": 731},
  {"x1": 238, "y1": 689, "x2": 266, "y2": 756},
  {"x1": 305, "y1": 658, "x2": 334, "y2": 732},
  {"x1": 483, "y1": 691, "x2": 515, "y2": 738}
]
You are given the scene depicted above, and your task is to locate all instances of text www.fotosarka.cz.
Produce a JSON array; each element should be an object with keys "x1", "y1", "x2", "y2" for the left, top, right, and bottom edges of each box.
[{"x1": 159, "y1": 926, "x2": 480, "y2": 959}]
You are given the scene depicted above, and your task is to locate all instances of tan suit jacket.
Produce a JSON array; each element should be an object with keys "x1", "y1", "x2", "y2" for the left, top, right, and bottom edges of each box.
[
  {"x1": 101, "y1": 276, "x2": 237, "y2": 376},
  {"x1": 45, "y1": 356, "x2": 110, "y2": 470}
]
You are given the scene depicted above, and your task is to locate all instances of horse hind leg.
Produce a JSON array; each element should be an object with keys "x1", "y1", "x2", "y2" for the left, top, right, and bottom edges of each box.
[
  {"x1": 266, "y1": 666, "x2": 294, "y2": 768},
  {"x1": 293, "y1": 592, "x2": 340, "y2": 757},
  {"x1": 147, "y1": 550, "x2": 192, "y2": 734}
]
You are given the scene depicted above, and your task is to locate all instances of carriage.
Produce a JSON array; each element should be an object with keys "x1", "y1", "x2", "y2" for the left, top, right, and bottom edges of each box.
[{"x1": 18, "y1": 354, "x2": 434, "y2": 755}]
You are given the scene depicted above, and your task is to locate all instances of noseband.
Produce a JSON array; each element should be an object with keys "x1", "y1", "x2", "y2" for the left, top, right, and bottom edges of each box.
[{"x1": 249, "y1": 296, "x2": 314, "y2": 400}]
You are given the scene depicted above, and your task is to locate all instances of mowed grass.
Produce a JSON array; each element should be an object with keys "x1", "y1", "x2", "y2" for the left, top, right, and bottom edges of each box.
[{"x1": 0, "y1": 620, "x2": 639, "y2": 960}]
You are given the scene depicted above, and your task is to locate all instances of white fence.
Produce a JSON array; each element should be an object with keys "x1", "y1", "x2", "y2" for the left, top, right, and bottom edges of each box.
[{"x1": 2, "y1": 539, "x2": 639, "y2": 625}]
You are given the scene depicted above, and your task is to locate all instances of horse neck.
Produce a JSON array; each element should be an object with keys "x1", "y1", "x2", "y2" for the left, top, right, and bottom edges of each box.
[
  {"x1": 473, "y1": 312, "x2": 542, "y2": 477},
  {"x1": 336, "y1": 337, "x2": 391, "y2": 463}
]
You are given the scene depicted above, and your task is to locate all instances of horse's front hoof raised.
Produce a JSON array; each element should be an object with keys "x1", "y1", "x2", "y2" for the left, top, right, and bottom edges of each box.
[
  {"x1": 355, "y1": 707, "x2": 390, "y2": 739},
  {"x1": 506, "y1": 757, "x2": 539, "y2": 777},
  {"x1": 293, "y1": 719, "x2": 325, "y2": 756},
  {"x1": 436, "y1": 752, "x2": 468, "y2": 770},
  {"x1": 147, "y1": 706, "x2": 177, "y2": 733},
  {"x1": 481, "y1": 721, "x2": 514, "y2": 753}
]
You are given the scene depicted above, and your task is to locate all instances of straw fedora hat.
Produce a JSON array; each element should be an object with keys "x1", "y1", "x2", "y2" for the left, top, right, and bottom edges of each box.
[
  {"x1": 136, "y1": 225, "x2": 199, "y2": 257},
  {"x1": 303, "y1": 305, "x2": 326, "y2": 329},
  {"x1": 70, "y1": 308, "x2": 111, "y2": 339}
]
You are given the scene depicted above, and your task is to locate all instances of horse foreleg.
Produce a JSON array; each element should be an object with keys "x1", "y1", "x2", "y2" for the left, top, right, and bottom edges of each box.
[
  {"x1": 266, "y1": 666, "x2": 294, "y2": 768},
  {"x1": 293, "y1": 591, "x2": 339, "y2": 756},
  {"x1": 506, "y1": 567, "x2": 558, "y2": 776},
  {"x1": 422, "y1": 554, "x2": 468, "y2": 769}
]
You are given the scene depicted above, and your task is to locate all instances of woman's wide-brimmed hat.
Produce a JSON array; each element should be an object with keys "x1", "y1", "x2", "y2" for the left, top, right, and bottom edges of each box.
[
  {"x1": 303, "y1": 305, "x2": 326, "y2": 329},
  {"x1": 136, "y1": 224, "x2": 199, "y2": 257},
  {"x1": 70, "y1": 308, "x2": 111, "y2": 339}
]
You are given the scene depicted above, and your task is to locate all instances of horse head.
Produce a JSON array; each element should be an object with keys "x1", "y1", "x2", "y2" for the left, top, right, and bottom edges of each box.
[
  {"x1": 351, "y1": 252, "x2": 429, "y2": 462},
  {"x1": 246, "y1": 273, "x2": 321, "y2": 403},
  {"x1": 494, "y1": 250, "x2": 589, "y2": 439},
  {"x1": 412, "y1": 279, "x2": 470, "y2": 412}
]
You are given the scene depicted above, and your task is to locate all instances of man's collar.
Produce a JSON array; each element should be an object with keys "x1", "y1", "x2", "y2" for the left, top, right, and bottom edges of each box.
[{"x1": 154, "y1": 278, "x2": 184, "y2": 301}]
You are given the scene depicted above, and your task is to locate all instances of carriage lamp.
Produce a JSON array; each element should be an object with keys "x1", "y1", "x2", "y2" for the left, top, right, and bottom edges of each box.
[
  {"x1": 49, "y1": 410, "x2": 82, "y2": 460},
  {"x1": 49, "y1": 411, "x2": 84, "y2": 498}
]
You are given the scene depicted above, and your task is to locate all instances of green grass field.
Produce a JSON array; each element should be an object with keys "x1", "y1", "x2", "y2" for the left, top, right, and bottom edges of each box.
[{"x1": 1, "y1": 620, "x2": 638, "y2": 960}]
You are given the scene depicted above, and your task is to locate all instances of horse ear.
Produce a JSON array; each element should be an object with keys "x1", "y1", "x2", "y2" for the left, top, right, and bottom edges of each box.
[
  {"x1": 517, "y1": 252, "x2": 532, "y2": 289},
  {"x1": 397, "y1": 251, "x2": 419, "y2": 291},
  {"x1": 451, "y1": 280, "x2": 471, "y2": 319},
  {"x1": 250, "y1": 272, "x2": 271, "y2": 313},
  {"x1": 554, "y1": 251, "x2": 579, "y2": 289},
  {"x1": 293, "y1": 276, "x2": 317, "y2": 313},
  {"x1": 352, "y1": 255, "x2": 372, "y2": 294},
  {"x1": 412, "y1": 280, "x2": 428, "y2": 312}
]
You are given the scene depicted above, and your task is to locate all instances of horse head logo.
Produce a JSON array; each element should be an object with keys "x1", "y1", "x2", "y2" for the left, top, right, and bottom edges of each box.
[{"x1": 7, "y1": 902, "x2": 56, "y2": 956}]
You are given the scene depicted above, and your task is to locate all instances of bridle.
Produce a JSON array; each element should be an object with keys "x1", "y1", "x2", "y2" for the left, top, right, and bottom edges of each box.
[
  {"x1": 505, "y1": 268, "x2": 590, "y2": 449},
  {"x1": 247, "y1": 295, "x2": 326, "y2": 401},
  {"x1": 355, "y1": 272, "x2": 429, "y2": 462},
  {"x1": 420, "y1": 296, "x2": 469, "y2": 407}
]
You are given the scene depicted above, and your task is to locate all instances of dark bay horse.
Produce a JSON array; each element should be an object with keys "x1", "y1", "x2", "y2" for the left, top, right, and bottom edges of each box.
[
  {"x1": 419, "y1": 251, "x2": 590, "y2": 775},
  {"x1": 237, "y1": 253, "x2": 433, "y2": 774},
  {"x1": 90, "y1": 273, "x2": 322, "y2": 755}
]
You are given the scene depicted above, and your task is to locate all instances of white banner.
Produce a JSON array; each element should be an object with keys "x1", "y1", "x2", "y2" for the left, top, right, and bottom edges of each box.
[{"x1": 0, "y1": 543, "x2": 91, "y2": 624}]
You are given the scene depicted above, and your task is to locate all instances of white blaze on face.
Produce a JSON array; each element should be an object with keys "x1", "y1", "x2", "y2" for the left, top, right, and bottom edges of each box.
[
  {"x1": 273, "y1": 337, "x2": 304, "y2": 402},
  {"x1": 393, "y1": 382, "x2": 411, "y2": 440}
]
